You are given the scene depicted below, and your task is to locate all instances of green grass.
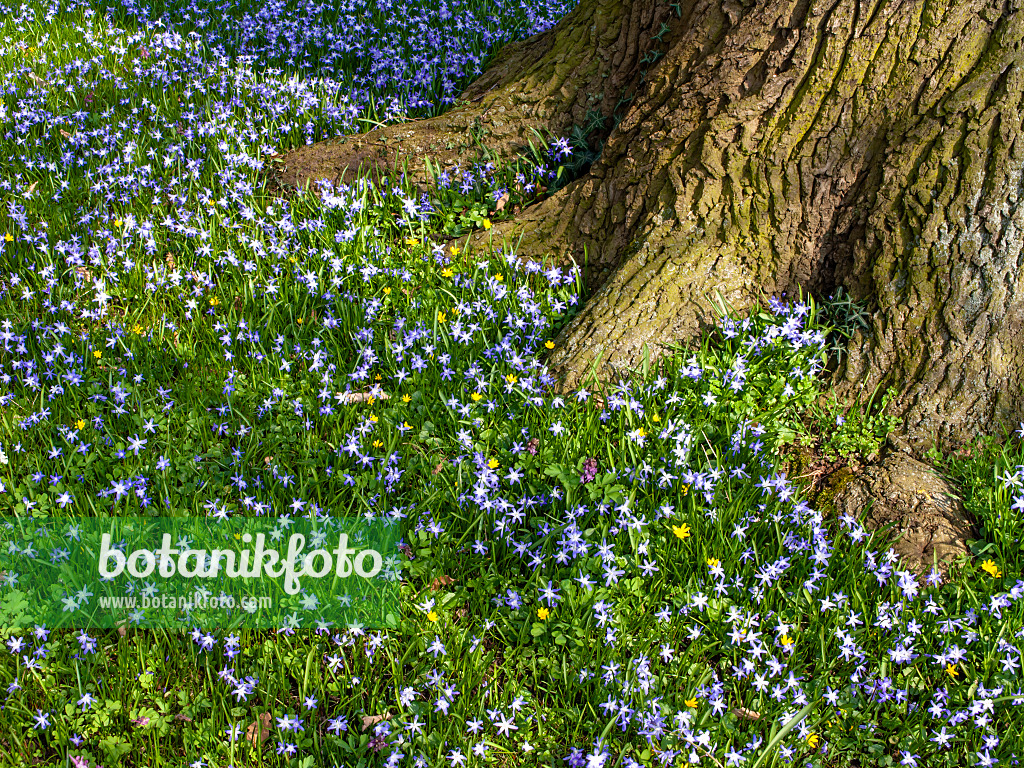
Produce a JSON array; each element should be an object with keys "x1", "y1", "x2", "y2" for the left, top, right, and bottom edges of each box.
[{"x1": 0, "y1": 0, "x2": 1022, "y2": 766}]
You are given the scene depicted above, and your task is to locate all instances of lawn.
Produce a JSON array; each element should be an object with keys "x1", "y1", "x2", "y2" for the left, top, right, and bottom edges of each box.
[{"x1": 0, "y1": 0, "x2": 1023, "y2": 766}]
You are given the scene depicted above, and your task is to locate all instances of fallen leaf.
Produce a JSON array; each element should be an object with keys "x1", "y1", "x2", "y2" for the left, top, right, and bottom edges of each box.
[
  {"x1": 246, "y1": 712, "x2": 272, "y2": 746},
  {"x1": 430, "y1": 574, "x2": 454, "y2": 591},
  {"x1": 59, "y1": 129, "x2": 73, "y2": 139},
  {"x1": 494, "y1": 193, "x2": 509, "y2": 212},
  {"x1": 731, "y1": 707, "x2": 760, "y2": 721},
  {"x1": 361, "y1": 713, "x2": 391, "y2": 731},
  {"x1": 345, "y1": 391, "x2": 389, "y2": 404}
]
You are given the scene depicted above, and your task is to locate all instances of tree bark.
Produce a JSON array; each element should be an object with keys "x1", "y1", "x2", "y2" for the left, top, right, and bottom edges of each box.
[{"x1": 272, "y1": 0, "x2": 1024, "y2": 460}]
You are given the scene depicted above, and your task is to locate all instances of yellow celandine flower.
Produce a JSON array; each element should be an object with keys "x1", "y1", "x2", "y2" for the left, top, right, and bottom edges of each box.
[
  {"x1": 471, "y1": 392, "x2": 483, "y2": 402},
  {"x1": 506, "y1": 374, "x2": 517, "y2": 384},
  {"x1": 437, "y1": 311, "x2": 447, "y2": 323},
  {"x1": 75, "y1": 420, "x2": 86, "y2": 431},
  {"x1": 383, "y1": 287, "x2": 392, "y2": 295},
  {"x1": 488, "y1": 458, "x2": 499, "y2": 470},
  {"x1": 806, "y1": 733, "x2": 820, "y2": 749},
  {"x1": 3, "y1": 233, "x2": 12, "y2": 242},
  {"x1": 367, "y1": 396, "x2": 376, "y2": 405},
  {"x1": 369, "y1": 415, "x2": 378, "y2": 423},
  {"x1": 780, "y1": 634, "x2": 794, "y2": 647},
  {"x1": 495, "y1": 273, "x2": 503, "y2": 282},
  {"x1": 545, "y1": 341, "x2": 555, "y2": 349},
  {"x1": 482, "y1": 218, "x2": 492, "y2": 230},
  {"x1": 402, "y1": 421, "x2": 411, "y2": 430},
  {"x1": 427, "y1": 611, "x2": 439, "y2": 622},
  {"x1": 946, "y1": 663, "x2": 959, "y2": 679},
  {"x1": 981, "y1": 559, "x2": 1002, "y2": 578},
  {"x1": 537, "y1": 607, "x2": 549, "y2": 620},
  {"x1": 93, "y1": 350, "x2": 102, "y2": 359},
  {"x1": 684, "y1": 698, "x2": 698, "y2": 709},
  {"x1": 375, "y1": 374, "x2": 382, "y2": 381},
  {"x1": 288, "y1": 257, "x2": 297, "y2": 263},
  {"x1": 449, "y1": 246, "x2": 460, "y2": 256},
  {"x1": 132, "y1": 324, "x2": 143, "y2": 335},
  {"x1": 706, "y1": 557, "x2": 719, "y2": 568},
  {"x1": 681, "y1": 484, "x2": 689, "y2": 496},
  {"x1": 297, "y1": 318, "x2": 303, "y2": 325},
  {"x1": 652, "y1": 414, "x2": 660, "y2": 422},
  {"x1": 209, "y1": 297, "x2": 220, "y2": 306},
  {"x1": 672, "y1": 523, "x2": 691, "y2": 540},
  {"x1": 402, "y1": 394, "x2": 411, "y2": 403},
  {"x1": 114, "y1": 219, "x2": 123, "y2": 227},
  {"x1": 405, "y1": 237, "x2": 419, "y2": 246},
  {"x1": 442, "y1": 267, "x2": 454, "y2": 277},
  {"x1": 636, "y1": 427, "x2": 646, "y2": 437},
  {"x1": 372, "y1": 440, "x2": 383, "y2": 448}
]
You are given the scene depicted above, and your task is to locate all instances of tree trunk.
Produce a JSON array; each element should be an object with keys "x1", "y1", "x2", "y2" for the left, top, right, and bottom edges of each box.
[{"x1": 272, "y1": 0, "x2": 1024, "y2": 460}]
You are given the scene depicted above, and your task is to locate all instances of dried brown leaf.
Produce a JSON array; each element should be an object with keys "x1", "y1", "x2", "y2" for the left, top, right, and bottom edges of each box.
[
  {"x1": 361, "y1": 713, "x2": 391, "y2": 731},
  {"x1": 345, "y1": 391, "x2": 389, "y2": 404},
  {"x1": 246, "y1": 712, "x2": 272, "y2": 746},
  {"x1": 731, "y1": 707, "x2": 760, "y2": 721},
  {"x1": 430, "y1": 574, "x2": 454, "y2": 591}
]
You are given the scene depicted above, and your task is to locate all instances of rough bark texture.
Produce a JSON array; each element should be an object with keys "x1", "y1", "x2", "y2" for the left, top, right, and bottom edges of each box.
[
  {"x1": 272, "y1": 0, "x2": 677, "y2": 191},
  {"x1": 269, "y1": 0, "x2": 1024, "y2": 571},
  {"x1": 537, "y1": 0, "x2": 1024, "y2": 463}
]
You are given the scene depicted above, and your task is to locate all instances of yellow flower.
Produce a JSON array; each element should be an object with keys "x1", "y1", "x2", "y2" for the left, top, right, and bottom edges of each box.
[
  {"x1": 537, "y1": 607, "x2": 550, "y2": 620},
  {"x1": 288, "y1": 257, "x2": 297, "y2": 263},
  {"x1": 706, "y1": 557, "x2": 719, "y2": 568},
  {"x1": 367, "y1": 396, "x2": 376, "y2": 405},
  {"x1": 946, "y1": 663, "x2": 959, "y2": 679},
  {"x1": 488, "y1": 458, "x2": 499, "y2": 470},
  {"x1": 3, "y1": 233, "x2": 12, "y2": 242},
  {"x1": 471, "y1": 392, "x2": 482, "y2": 402},
  {"x1": 383, "y1": 287, "x2": 392, "y2": 295},
  {"x1": 636, "y1": 427, "x2": 646, "y2": 437},
  {"x1": 981, "y1": 559, "x2": 1002, "y2": 578},
  {"x1": 427, "y1": 611, "x2": 439, "y2": 622},
  {"x1": 545, "y1": 341, "x2": 555, "y2": 349},
  {"x1": 114, "y1": 219, "x2": 123, "y2": 227},
  {"x1": 375, "y1": 374, "x2": 382, "y2": 381},
  {"x1": 482, "y1": 218, "x2": 492, "y2": 230},
  {"x1": 652, "y1": 414, "x2": 660, "y2": 423},
  {"x1": 296, "y1": 317, "x2": 303, "y2": 324},
  {"x1": 806, "y1": 733, "x2": 820, "y2": 749},
  {"x1": 671, "y1": 523, "x2": 691, "y2": 540},
  {"x1": 780, "y1": 634, "x2": 794, "y2": 647},
  {"x1": 442, "y1": 267, "x2": 454, "y2": 277},
  {"x1": 681, "y1": 484, "x2": 689, "y2": 496},
  {"x1": 494, "y1": 273, "x2": 503, "y2": 282},
  {"x1": 684, "y1": 698, "x2": 698, "y2": 709},
  {"x1": 402, "y1": 421, "x2": 411, "y2": 430},
  {"x1": 402, "y1": 394, "x2": 411, "y2": 403},
  {"x1": 449, "y1": 246, "x2": 460, "y2": 256},
  {"x1": 372, "y1": 440, "x2": 383, "y2": 448},
  {"x1": 437, "y1": 311, "x2": 447, "y2": 323},
  {"x1": 209, "y1": 296, "x2": 219, "y2": 306},
  {"x1": 132, "y1": 324, "x2": 143, "y2": 335},
  {"x1": 405, "y1": 237, "x2": 419, "y2": 246},
  {"x1": 506, "y1": 374, "x2": 517, "y2": 384},
  {"x1": 75, "y1": 419, "x2": 86, "y2": 431},
  {"x1": 369, "y1": 415, "x2": 378, "y2": 423},
  {"x1": 93, "y1": 350, "x2": 102, "y2": 359}
]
